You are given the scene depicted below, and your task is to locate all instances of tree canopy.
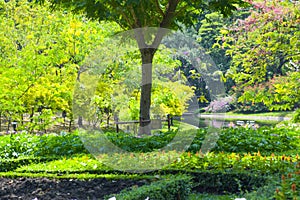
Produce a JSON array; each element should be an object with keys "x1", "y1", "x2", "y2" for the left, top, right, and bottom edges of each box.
[
  {"x1": 38, "y1": 0, "x2": 249, "y2": 29},
  {"x1": 36, "y1": 0, "x2": 248, "y2": 134},
  {"x1": 218, "y1": 0, "x2": 300, "y2": 114}
]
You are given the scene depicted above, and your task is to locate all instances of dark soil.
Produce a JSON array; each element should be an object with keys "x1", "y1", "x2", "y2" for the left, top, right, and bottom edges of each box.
[{"x1": 0, "y1": 177, "x2": 148, "y2": 200}]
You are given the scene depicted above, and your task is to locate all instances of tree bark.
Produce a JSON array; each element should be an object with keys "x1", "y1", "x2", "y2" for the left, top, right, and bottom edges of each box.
[{"x1": 139, "y1": 48, "x2": 156, "y2": 135}]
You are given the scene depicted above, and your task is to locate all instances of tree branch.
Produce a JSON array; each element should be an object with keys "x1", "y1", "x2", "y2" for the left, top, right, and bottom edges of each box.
[
  {"x1": 134, "y1": 28, "x2": 147, "y2": 49},
  {"x1": 129, "y1": 5, "x2": 141, "y2": 28},
  {"x1": 155, "y1": 0, "x2": 165, "y2": 17},
  {"x1": 160, "y1": 0, "x2": 180, "y2": 28},
  {"x1": 148, "y1": 0, "x2": 179, "y2": 49},
  {"x1": 174, "y1": 4, "x2": 191, "y2": 17},
  {"x1": 109, "y1": 1, "x2": 133, "y2": 29}
]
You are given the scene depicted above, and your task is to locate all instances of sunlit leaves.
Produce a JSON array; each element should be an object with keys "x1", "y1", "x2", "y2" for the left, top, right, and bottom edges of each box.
[
  {"x1": 0, "y1": 0, "x2": 120, "y2": 130},
  {"x1": 219, "y1": 0, "x2": 300, "y2": 113}
]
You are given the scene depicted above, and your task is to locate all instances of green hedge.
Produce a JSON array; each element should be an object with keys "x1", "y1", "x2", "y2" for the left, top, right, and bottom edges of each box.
[
  {"x1": 190, "y1": 170, "x2": 269, "y2": 194},
  {"x1": 106, "y1": 174, "x2": 192, "y2": 200},
  {"x1": 0, "y1": 156, "x2": 58, "y2": 172}
]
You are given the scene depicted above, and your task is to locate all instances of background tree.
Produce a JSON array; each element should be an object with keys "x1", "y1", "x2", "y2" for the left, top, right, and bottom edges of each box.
[
  {"x1": 0, "y1": 0, "x2": 118, "y2": 132},
  {"x1": 219, "y1": 0, "x2": 300, "y2": 113},
  {"x1": 39, "y1": 0, "x2": 249, "y2": 134}
]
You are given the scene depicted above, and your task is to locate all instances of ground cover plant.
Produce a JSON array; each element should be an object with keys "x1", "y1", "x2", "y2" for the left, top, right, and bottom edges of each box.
[{"x1": 0, "y1": 125, "x2": 299, "y2": 199}]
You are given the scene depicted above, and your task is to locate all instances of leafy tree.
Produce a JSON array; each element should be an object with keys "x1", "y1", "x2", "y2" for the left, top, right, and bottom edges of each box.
[
  {"x1": 38, "y1": 0, "x2": 249, "y2": 134},
  {"x1": 219, "y1": 0, "x2": 300, "y2": 113},
  {"x1": 0, "y1": 0, "x2": 118, "y2": 132},
  {"x1": 240, "y1": 71, "x2": 300, "y2": 118},
  {"x1": 87, "y1": 40, "x2": 194, "y2": 125}
]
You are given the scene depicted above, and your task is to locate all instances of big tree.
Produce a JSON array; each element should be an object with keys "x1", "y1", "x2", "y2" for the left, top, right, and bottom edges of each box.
[{"x1": 38, "y1": 0, "x2": 248, "y2": 134}]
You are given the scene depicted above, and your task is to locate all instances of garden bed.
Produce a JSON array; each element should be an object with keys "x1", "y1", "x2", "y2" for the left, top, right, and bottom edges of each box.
[
  {"x1": 0, "y1": 126, "x2": 299, "y2": 199},
  {"x1": 0, "y1": 177, "x2": 148, "y2": 200}
]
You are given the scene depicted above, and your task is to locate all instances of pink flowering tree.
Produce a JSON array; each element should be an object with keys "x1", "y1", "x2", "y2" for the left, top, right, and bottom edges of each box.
[{"x1": 217, "y1": 0, "x2": 300, "y2": 115}]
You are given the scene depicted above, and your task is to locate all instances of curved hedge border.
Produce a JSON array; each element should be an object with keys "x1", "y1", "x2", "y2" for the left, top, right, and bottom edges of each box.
[{"x1": 106, "y1": 174, "x2": 192, "y2": 200}]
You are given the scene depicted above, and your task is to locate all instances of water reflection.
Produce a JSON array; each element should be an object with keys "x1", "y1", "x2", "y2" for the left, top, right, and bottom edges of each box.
[
  {"x1": 198, "y1": 118, "x2": 276, "y2": 129},
  {"x1": 182, "y1": 114, "x2": 277, "y2": 129}
]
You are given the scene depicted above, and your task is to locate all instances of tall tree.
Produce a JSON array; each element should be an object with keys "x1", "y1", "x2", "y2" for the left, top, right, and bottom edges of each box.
[{"x1": 38, "y1": 0, "x2": 248, "y2": 134}]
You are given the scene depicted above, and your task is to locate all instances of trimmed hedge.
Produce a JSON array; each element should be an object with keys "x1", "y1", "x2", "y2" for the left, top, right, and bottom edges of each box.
[
  {"x1": 106, "y1": 174, "x2": 192, "y2": 200},
  {"x1": 190, "y1": 170, "x2": 269, "y2": 194}
]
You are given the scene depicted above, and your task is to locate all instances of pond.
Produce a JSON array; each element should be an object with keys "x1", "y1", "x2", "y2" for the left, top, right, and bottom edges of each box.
[{"x1": 181, "y1": 113, "x2": 280, "y2": 129}]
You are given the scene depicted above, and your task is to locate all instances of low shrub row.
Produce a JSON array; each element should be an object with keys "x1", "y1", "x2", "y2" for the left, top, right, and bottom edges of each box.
[
  {"x1": 105, "y1": 126, "x2": 299, "y2": 154},
  {"x1": 4, "y1": 151, "x2": 298, "y2": 177},
  {"x1": 15, "y1": 155, "x2": 112, "y2": 173},
  {"x1": 0, "y1": 126, "x2": 298, "y2": 160},
  {"x1": 0, "y1": 156, "x2": 58, "y2": 172},
  {"x1": 167, "y1": 152, "x2": 298, "y2": 174},
  {"x1": 190, "y1": 170, "x2": 269, "y2": 194},
  {"x1": 106, "y1": 174, "x2": 192, "y2": 200}
]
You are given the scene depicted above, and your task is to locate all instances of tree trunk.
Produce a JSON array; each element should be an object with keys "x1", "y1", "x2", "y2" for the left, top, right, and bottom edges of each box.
[
  {"x1": 78, "y1": 116, "x2": 83, "y2": 127},
  {"x1": 69, "y1": 119, "x2": 72, "y2": 132},
  {"x1": 139, "y1": 48, "x2": 156, "y2": 135}
]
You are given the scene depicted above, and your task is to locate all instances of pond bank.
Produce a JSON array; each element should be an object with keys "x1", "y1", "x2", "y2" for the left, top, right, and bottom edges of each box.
[{"x1": 198, "y1": 114, "x2": 291, "y2": 121}]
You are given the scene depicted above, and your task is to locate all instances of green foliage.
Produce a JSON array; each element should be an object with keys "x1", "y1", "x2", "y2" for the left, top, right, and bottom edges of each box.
[
  {"x1": 38, "y1": 0, "x2": 248, "y2": 135},
  {"x1": 292, "y1": 109, "x2": 300, "y2": 123},
  {"x1": 275, "y1": 162, "x2": 300, "y2": 200},
  {"x1": 191, "y1": 170, "x2": 267, "y2": 195},
  {"x1": 0, "y1": 0, "x2": 119, "y2": 132},
  {"x1": 104, "y1": 130, "x2": 177, "y2": 153},
  {"x1": 187, "y1": 126, "x2": 299, "y2": 154},
  {"x1": 168, "y1": 152, "x2": 298, "y2": 175},
  {"x1": 39, "y1": 0, "x2": 248, "y2": 30},
  {"x1": 188, "y1": 193, "x2": 235, "y2": 200},
  {"x1": 34, "y1": 132, "x2": 88, "y2": 157},
  {"x1": 106, "y1": 174, "x2": 192, "y2": 200},
  {"x1": 213, "y1": 127, "x2": 299, "y2": 153},
  {"x1": 0, "y1": 134, "x2": 39, "y2": 159},
  {"x1": 0, "y1": 132, "x2": 87, "y2": 159},
  {"x1": 219, "y1": 0, "x2": 300, "y2": 113},
  {"x1": 0, "y1": 156, "x2": 56, "y2": 172},
  {"x1": 0, "y1": 126, "x2": 297, "y2": 161},
  {"x1": 15, "y1": 155, "x2": 111, "y2": 173},
  {"x1": 239, "y1": 72, "x2": 300, "y2": 112}
]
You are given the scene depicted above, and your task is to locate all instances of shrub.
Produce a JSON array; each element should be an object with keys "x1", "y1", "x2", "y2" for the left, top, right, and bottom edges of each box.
[
  {"x1": 34, "y1": 131, "x2": 88, "y2": 157},
  {"x1": 106, "y1": 174, "x2": 192, "y2": 200},
  {"x1": 0, "y1": 134, "x2": 39, "y2": 159},
  {"x1": 191, "y1": 170, "x2": 268, "y2": 194}
]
